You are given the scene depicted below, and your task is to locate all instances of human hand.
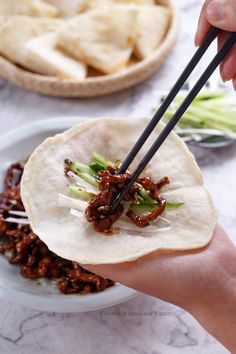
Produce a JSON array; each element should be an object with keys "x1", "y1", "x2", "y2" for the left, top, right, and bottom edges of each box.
[
  {"x1": 195, "y1": 0, "x2": 236, "y2": 89},
  {"x1": 84, "y1": 225, "x2": 236, "y2": 351},
  {"x1": 84, "y1": 225, "x2": 235, "y2": 310}
]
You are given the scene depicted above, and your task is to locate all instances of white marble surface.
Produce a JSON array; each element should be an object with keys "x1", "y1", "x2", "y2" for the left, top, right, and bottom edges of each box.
[{"x1": 0, "y1": 0, "x2": 235, "y2": 353}]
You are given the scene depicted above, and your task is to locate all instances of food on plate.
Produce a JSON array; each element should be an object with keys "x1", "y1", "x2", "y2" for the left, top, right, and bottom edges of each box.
[
  {"x1": 0, "y1": 0, "x2": 173, "y2": 80},
  {"x1": 57, "y1": 7, "x2": 137, "y2": 74},
  {"x1": 0, "y1": 16, "x2": 64, "y2": 74},
  {"x1": 64, "y1": 155, "x2": 183, "y2": 233},
  {"x1": 21, "y1": 118, "x2": 216, "y2": 265},
  {"x1": 160, "y1": 90, "x2": 236, "y2": 144},
  {"x1": 26, "y1": 32, "x2": 87, "y2": 79},
  {"x1": 0, "y1": 162, "x2": 114, "y2": 295},
  {"x1": 0, "y1": 0, "x2": 58, "y2": 17}
]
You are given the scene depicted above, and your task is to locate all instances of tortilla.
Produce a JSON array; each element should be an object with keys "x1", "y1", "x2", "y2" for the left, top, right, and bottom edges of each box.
[
  {"x1": 0, "y1": 16, "x2": 64, "y2": 73},
  {"x1": 0, "y1": 0, "x2": 58, "y2": 17},
  {"x1": 57, "y1": 7, "x2": 137, "y2": 74},
  {"x1": 21, "y1": 118, "x2": 216, "y2": 265},
  {"x1": 134, "y1": 5, "x2": 170, "y2": 59},
  {"x1": 26, "y1": 32, "x2": 87, "y2": 79}
]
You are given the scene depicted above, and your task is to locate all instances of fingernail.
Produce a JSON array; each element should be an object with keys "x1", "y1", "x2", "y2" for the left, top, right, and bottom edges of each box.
[
  {"x1": 221, "y1": 66, "x2": 230, "y2": 82},
  {"x1": 206, "y1": 0, "x2": 224, "y2": 21},
  {"x1": 221, "y1": 67, "x2": 226, "y2": 82},
  {"x1": 194, "y1": 20, "x2": 203, "y2": 47},
  {"x1": 194, "y1": 32, "x2": 199, "y2": 46}
]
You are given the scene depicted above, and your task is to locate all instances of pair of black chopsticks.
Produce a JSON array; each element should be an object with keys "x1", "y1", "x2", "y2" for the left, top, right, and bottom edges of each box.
[{"x1": 110, "y1": 27, "x2": 236, "y2": 213}]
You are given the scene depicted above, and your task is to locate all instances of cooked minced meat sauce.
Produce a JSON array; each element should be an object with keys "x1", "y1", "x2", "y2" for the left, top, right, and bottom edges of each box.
[
  {"x1": 0, "y1": 162, "x2": 114, "y2": 295},
  {"x1": 85, "y1": 165, "x2": 169, "y2": 233}
]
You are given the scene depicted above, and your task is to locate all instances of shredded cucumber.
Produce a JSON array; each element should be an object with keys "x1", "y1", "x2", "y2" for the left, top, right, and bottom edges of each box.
[
  {"x1": 130, "y1": 202, "x2": 184, "y2": 213},
  {"x1": 77, "y1": 172, "x2": 99, "y2": 188},
  {"x1": 89, "y1": 162, "x2": 105, "y2": 172},
  {"x1": 66, "y1": 161, "x2": 96, "y2": 177},
  {"x1": 154, "y1": 90, "x2": 236, "y2": 142}
]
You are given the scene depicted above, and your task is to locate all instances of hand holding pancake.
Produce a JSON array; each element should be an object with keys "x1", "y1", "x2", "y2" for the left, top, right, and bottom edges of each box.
[
  {"x1": 83, "y1": 225, "x2": 236, "y2": 352},
  {"x1": 82, "y1": 225, "x2": 235, "y2": 310}
]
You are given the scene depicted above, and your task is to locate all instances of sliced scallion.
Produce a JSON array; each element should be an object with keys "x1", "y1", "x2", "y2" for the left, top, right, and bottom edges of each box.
[
  {"x1": 92, "y1": 152, "x2": 115, "y2": 167},
  {"x1": 77, "y1": 172, "x2": 99, "y2": 188},
  {"x1": 68, "y1": 186, "x2": 95, "y2": 200}
]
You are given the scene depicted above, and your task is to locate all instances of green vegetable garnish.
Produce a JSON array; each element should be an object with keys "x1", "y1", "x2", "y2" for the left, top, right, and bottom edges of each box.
[
  {"x1": 165, "y1": 201, "x2": 185, "y2": 209},
  {"x1": 66, "y1": 153, "x2": 184, "y2": 212},
  {"x1": 66, "y1": 161, "x2": 96, "y2": 177},
  {"x1": 89, "y1": 162, "x2": 105, "y2": 172},
  {"x1": 138, "y1": 185, "x2": 157, "y2": 204},
  {"x1": 68, "y1": 186, "x2": 95, "y2": 200},
  {"x1": 77, "y1": 172, "x2": 99, "y2": 188},
  {"x1": 130, "y1": 201, "x2": 184, "y2": 213},
  {"x1": 153, "y1": 90, "x2": 236, "y2": 141},
  {"x1": 92, "y1": 152, "x2": 114, "y2": 167}
]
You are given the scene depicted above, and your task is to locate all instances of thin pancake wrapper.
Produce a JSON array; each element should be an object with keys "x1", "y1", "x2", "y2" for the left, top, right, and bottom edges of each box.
[
  {"x1": 44, "y1": 0, "x2": 87, "y2": 17},
  {"x1": 26, "y1": 32, "x2": 87, "y2": 79},
  {"x1": 0, "y1": 0, "x2": 58, "y2": 17},
  {"x1": 21, "y1": 118, "x2": 216, "y2": 264},
  {"x1": 57, "y1": 7, "x2": 137, "y2": 74},
  {"x1": 134, "y1": 5, "x2": 170, "y2": 59},
  {"x1": 0, "y1": 16, "x2": 64, "y2": 74}
]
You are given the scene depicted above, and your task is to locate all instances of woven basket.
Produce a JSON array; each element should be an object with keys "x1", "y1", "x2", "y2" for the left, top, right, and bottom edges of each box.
[{"x1": 0, "y1": 0, "x2": 180, "y2": 97}]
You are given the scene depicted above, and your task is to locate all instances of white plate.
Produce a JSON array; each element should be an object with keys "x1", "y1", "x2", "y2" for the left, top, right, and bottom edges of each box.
[{"x1": 0, "y1": 117, "x2": 137, "y2": 313}]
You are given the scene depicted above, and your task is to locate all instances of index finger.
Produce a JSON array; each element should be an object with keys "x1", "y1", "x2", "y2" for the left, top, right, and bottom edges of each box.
[{"x1": 195, "y1": 0, "x2": 212, "y2": 46}]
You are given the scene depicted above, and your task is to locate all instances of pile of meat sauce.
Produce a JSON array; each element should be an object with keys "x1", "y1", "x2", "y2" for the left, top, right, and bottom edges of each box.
[
  {"x1": 85, "y1": 165, "x2": 169, "y2": 233},
  {"x1": 0, "y1": 163, "x2": 114, "y2": 295}
]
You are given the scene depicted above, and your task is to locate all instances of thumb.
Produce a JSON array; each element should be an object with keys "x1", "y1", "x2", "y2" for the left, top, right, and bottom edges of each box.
[{"x1": 206, "y1": 0, "x2": 236, "y2": 31}]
